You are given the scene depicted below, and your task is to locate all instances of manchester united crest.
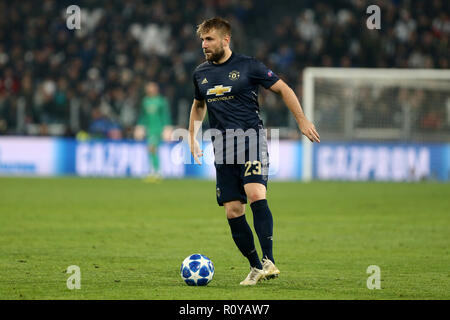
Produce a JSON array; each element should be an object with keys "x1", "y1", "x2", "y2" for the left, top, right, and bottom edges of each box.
[{"x1": 228, "y1": 70, "x2": 240, "y2": 81}]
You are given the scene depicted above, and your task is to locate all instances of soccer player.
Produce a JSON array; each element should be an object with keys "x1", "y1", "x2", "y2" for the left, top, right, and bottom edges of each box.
[
  {"x1": 135, "y1": 81, "x2": 172, "y2": 180},
  {"x1": 188, "y1": 17, "x2": 320, "y2": 285}
]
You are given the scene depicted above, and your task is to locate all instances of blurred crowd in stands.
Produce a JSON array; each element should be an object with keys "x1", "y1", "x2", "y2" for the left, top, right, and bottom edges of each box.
[{"x1": 0, "y1": 0, "x2": 448, "y2": 139}]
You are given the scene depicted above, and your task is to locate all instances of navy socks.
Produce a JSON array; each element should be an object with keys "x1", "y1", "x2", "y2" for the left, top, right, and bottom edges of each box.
[
  {"x1": 250, "y1": 199, "x2": 274, "y2": 264},
  {"x1": 227, "y1": 215, "x2": 262, "y2": 269},
  {"x1": 227, "y1": 199, "x2": 275, "y2": 269}
]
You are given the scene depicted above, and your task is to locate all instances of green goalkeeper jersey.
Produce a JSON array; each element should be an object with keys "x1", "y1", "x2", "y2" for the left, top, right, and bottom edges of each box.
[{"x1": 138, "y1": 95, "x2": 171, "y2": 137}]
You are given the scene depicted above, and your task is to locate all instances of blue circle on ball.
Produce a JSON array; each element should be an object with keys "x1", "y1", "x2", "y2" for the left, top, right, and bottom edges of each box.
[
  {"x1": 189, "y1": 261, "x2": 201, "y2": 272},
  {"x1": 182, "y1": 266, "x2": 192, "y2": 278},
  {"x1": 185, "y1": 279, "x2": 196, "y2": 286},
  {"x1": 199, "y1": 265, "x2": 210, "y2": 277}
]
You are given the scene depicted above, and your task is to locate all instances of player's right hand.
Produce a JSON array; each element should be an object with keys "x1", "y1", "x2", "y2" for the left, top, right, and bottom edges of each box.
[{"x1": 189, "y1": 138, "x2": 203, "y2": 165}]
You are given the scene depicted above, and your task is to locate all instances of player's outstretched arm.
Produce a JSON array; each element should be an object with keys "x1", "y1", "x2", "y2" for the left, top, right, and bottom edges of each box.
[
  {"x1": 188, "y1": 99, "x2": 207, "y2": 164},
  {"x1": 269, "y1": 79, "x2": 320, "y2": 143}
]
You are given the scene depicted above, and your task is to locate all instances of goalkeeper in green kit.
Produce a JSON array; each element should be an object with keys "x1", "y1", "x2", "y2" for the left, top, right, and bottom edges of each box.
[{"x1": 134, "y1": 82, "x2": 172, "y2": 181}]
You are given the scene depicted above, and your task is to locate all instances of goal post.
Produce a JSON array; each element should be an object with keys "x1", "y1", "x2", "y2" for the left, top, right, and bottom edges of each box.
[{"x1": 302, "y1": 68, "x2": 450, "y2": 182}]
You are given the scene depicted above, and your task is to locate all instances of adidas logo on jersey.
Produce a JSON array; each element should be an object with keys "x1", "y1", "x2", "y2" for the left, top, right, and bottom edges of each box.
[{"x1": 201, "y1": 78, "x2": 208, "y2": 84}]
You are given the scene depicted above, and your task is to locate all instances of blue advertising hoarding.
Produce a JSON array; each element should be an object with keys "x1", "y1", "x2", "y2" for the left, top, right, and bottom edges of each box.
[
  {"x1": 0, "y1": 137, "x2": 448, "y2": 181},
  {"x1": 313, "y1": 142, "x2": 448, "y2": 181}
]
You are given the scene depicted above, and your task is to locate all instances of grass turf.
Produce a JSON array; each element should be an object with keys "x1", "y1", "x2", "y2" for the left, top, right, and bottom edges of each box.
[{"x1": 0, "y1": 177, "x2": 449, "y2": 300}]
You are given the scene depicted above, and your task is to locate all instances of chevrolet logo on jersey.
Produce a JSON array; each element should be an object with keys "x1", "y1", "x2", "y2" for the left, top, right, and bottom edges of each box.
[{"x1": 207, "y1": 85, "x2": 232, "y2": 96}]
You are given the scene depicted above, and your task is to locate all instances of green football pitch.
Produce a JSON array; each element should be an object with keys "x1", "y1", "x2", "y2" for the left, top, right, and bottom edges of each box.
[{"x1": 0, "y1": 177, "x2": 448, "y2": 300}]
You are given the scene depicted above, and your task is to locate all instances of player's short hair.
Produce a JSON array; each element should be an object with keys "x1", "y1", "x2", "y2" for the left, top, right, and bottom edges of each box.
[{"x1": 196, "y1": 17, "x2": 231, "y2": 38}]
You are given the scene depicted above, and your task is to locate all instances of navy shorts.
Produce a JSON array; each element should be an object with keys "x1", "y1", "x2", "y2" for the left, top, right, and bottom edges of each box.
[{"x1": 215, "y1": 157, "x2": 269, "y2": 206}]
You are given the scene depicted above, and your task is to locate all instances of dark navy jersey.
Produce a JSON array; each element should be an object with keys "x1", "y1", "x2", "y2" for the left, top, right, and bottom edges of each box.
[{"x1": 192, "y1": 52, "x2": 280, "y2": 133}]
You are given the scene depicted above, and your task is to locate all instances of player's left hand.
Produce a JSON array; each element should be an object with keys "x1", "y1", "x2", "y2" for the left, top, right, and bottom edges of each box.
[{"x1": 299, "y1": 119, "x2": 320, "y2": 143}]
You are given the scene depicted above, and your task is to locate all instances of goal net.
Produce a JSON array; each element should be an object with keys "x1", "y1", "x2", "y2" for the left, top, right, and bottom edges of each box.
[{"x1": 302, "y1": 68, "x2": 450, "y2": 181}]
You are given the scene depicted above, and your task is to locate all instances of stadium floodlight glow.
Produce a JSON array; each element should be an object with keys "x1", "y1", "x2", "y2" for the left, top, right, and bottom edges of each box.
[{"x1": 302, "y1": 67, "x2": 450, "y2": 182}]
